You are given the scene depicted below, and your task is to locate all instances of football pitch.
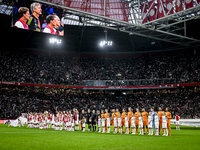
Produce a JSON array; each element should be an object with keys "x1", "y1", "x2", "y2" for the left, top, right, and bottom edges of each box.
[{"x1": 0, "y1": 124, "x2": 199, "y2": 150}]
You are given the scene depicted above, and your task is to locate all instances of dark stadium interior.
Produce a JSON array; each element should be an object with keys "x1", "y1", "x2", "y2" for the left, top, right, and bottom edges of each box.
[{"x1": 1, "y1": 13, "x2": 200, "y2": 53}]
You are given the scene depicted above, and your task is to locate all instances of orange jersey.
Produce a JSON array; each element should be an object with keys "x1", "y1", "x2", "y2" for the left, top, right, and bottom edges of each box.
[
  {"x1": 101, "y1": 113, "x2": 105, "y2": 119},
  {"x1": 111, "y1": 113, "x2": 115, "y2": 120},
  {"x1": 141, "y1": 112, "x2": 148, "y2": 121},
  {"x1": 166, "y1": 111, "x2": 171, "y2": 126},
  {"x1": 128, "y1": 111, "x2": 133, "y2": 118},
  {"x1": 158, "y1": 111, "x2": 163, "y2": 120},
  {"x1": 122, "y1": 112, "x2": 126, "y2": 119},
  {"x1": 166, "y1": 112, "x2": 172, "y2": 119},
  {"x1": 104, "y1": 113, "x2": 109, "y2": 120},
  {"x1": 115, "y1": 112, "x2": 120, "y2": 119},
  {"x1": 135, "y1": 112, "x2": 140, "y2": 120}
]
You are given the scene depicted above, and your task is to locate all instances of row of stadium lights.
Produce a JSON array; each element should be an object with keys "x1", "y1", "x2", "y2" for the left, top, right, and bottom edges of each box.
[{"x1": 49, "y1": 38, "x2": 113, "y2": 47}]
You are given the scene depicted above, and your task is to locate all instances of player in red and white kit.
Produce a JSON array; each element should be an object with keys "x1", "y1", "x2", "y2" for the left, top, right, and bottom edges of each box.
[
  {"x1": 175, "y1": 114, "x2": 180, "y2": 130},
  {"x1": 63, "y1": 115, "x2": 68, "y2": 131},
  {"x1": 39, "y1": 116, "x2": 43, "y2": 129},
  {"x1": 47, "y1": 112, "x2": 51, "y2": 129},
  {"x1": 27, "y1": 113, "x2": 31, "y2": 128},
  {"x1": 70, "y1": 116, "x2": 74, "y2": 131},
  {"x1": 54, "y1": 116, "x2": 58, "y2": 130},
  {"x1": 75, "y1": 110, "x2": 79, "y2": 131},
  {"x1": 43, "y1": 114, "x2": 47, "y2": 129}
]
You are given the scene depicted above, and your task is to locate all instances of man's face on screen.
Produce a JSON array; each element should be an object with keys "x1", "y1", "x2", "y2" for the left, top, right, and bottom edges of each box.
[{"x1": 34, "y1": 5, "x2": 42, "y2": 15}]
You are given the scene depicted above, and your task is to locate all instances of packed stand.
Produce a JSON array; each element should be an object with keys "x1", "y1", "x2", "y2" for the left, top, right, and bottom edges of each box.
[{"x1": 0, "y1": 85, "x2": 199, "y2": 119}]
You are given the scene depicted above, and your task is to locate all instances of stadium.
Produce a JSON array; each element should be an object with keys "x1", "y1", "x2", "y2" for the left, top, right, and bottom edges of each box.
[{"x1": 0, "y1": 0, "x2": 200, "y2": 149}]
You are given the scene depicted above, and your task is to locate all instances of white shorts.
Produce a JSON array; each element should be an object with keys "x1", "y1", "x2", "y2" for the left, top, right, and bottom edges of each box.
[
  {"x1": 75, "y1": 121, "x2": 79, "y2": 125},
  {"x1": 131, "y1": 122, "x2": 135, "y2": 128},
  {"x1": 155, "y1": 122, "x2": 159, "y2": 128},
  {"x1": 148, "y1": 122, "x2": 152, "y2": 128},
  {"x1": 176, "y1": 121, "x2": 180, "y2": 125},
  {"x1": 162, "y1": 123, "x2": 167, "y2": 129},
  {"x1": 139, "y1": 123, "x2": 143, "y2": 128},
  {"x1": 125, "y1": 123, "x2": 129, "y2": 128}
]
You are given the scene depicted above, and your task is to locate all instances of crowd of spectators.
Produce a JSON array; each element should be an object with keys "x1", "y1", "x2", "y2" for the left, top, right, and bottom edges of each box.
[
  {"x1": 0, "y1": 85, "x2": 199, "y2": 119},
  {"x1": 1, "y1": 51, "x2": 200, "y2": 85},
  {"x1": 1, "y1": 50, "x2": 200, "y2": 86}
]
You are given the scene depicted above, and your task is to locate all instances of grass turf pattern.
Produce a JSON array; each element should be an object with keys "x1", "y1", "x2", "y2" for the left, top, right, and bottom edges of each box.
[{"x1": 0, "y1": 124, "x2": 199, "y2": 150}]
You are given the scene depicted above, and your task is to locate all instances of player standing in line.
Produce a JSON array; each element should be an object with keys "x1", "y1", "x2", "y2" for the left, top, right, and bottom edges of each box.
[
  {"x1": 111, "y1": 109, "x2": 115, "y2": 127},
  {"x1": 80, "y1": 110, "x2": 85, "y2": 131},
  {"x1": 162, "y1": 112, "x2": 168, "y2": 136},
  {"x1": 71, "y1": 115, "x2": 74, "y2": 131},
  {"x1": 63, "y1": 115, "x2": 67, "y2": 131},
  {"x1": 43, "y1": 114, "x2": 47, "y2": 129},
  {"x1": 148, "y1": 112, "x2": 153, "y2": 135},
  {"x1": 121, "y1": 108, "x2": 126, "y2": 133},
  {"x1": 118, "y1": 114, "x2": 122, "y2": 134},
  {"x1": 68, "y1": 115, "x2": 71, "y2": 131},
  {"x1": 131, "y1": 113, "x2": 136, "y2": 134},
  {"x1": 39, "y1": 116, "x2": 43, "y2": 129},
  {"x1": 27, "y1": 113, "x2": 30, "y2": 128},
  {"x1": 128, "y1": 107, "x2": 133, "y2": 133},
  {"x1": 158, "y1": 107, "x2": 164, "y2": 135},
  {"x1": 81, "y1": 116, "x2": 86, "y2": 132},
  {"x1": 75, "y1": 110, "x2": 79, "y2": 131},
  {"x1": 135, "y1": 108, "x2": 140, "y2": 134},
  {"x1": 113, "y1": 114, "x2": 118, "y2": 133},
  {"x1": 125, "y1": 113, "x2": 129, "y2": 134},
  {"x1": 155, "y1": 112, "x2": 160, "y2": 135},
  {"x1": 98, "y1": 115, "x2": 101, "y2": 133},
  {"x1": 102, "y1": 115, "x2": 106, "y2": 133},
  {"x1": 139, "y1": 113, "x2": 143, "y2": 135},
  {"x1": 104, "y1": 109, "x2": 109, "y2": 132},
  {"x1": 175, "y1": 113, "x2": 180, "y2": 130},
  {"x1": 142, "y1": 108, "x2": 149, "y2": 134},
  {"x1": 115, "y1": 109, "x2": 120, "y2": 132},
  {"x1": 151, "y1": 108, "x2": 156, "y2": 134},
  {"x1": 54, "y1": 115, "x2": 58, "y2": 130},
  {"x1": 106, "y1": 114, "x2": 111, "y2": 133},
  {"x1": 166, "y1": 108, "x2": 172, "y2": 136}
]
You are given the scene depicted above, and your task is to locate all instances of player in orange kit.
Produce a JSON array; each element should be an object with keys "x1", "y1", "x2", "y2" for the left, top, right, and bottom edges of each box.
[
  {"x1": 121, "y1": 108, "x2": 126, "y2": 133},
  {"x1": 141, "y1": 108, "x2": 149, "y2": 134},
  {"x1": 115, "y1": 109, "x2": 120, "y2": 119},
  {"x1": 111, "y1": 109, "x2": 115, "y2": 126},
  {"x1": 128, "y1": 107, "x2": 133, "y2": 133},
  {"x1": 104, "y1": 109, "x2": 109, "y2": 132},
  {"x1": 158, "y1": 107, "x2": 164, "y2": 135},
  {"x1": 165, "y1": 107, "x2": 172, "y2": 136},
  {"x1": 115, "y1": 109, "x2": 120, "y2": 132},
  {"x1": 135, "y1": 108, "x2": 140, "y2": 134}
]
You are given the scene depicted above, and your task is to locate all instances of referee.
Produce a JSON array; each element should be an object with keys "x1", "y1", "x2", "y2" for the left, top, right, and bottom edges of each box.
[
  {"x1": 86, "y1": 109, "x2": 92, "y2": 131},
  {"x1": 91, "y1": 110, "x2": 97, "y2": 132}
]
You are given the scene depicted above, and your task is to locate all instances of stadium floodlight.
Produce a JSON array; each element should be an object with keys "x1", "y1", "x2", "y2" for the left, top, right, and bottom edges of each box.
[
  {"x1": 100, "y1": 29, "x2": 112, "y2": 47},
  {"x1": 49, "y1": 38, "x2": 62, "y2": 44},
  {"x1": 100, "y1": 40, "x2": 112, "y2": 47}
]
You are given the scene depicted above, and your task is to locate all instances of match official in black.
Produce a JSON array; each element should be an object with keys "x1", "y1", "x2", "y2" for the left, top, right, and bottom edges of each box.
[
  {"x1": 91, "y1": 110, "x2": 97, "y2": 132},
  {"x1": 86, "y1": 109, "x2": 92, "y2": 131}
]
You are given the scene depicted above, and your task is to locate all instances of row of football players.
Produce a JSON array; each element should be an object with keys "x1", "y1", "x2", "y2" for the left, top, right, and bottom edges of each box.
[
  {"x1": 26, "y1": 111, "x2": 80, "y2": 131},
  {"x1": 26, "y1": 111, "x2": 169, "y2": 136},
  {"x1": 99, "y1": 111, "x2": 169, "y2": 136}
]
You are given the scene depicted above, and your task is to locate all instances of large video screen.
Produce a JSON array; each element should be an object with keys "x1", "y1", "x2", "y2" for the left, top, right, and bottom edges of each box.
[{"x1": 13, "y1": 0, "x2": 64, "y2": 36}]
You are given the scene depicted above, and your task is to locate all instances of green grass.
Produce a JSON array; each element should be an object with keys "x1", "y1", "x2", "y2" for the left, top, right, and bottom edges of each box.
[{"x1": 0, "y1": 124, "x2": 200, "y2": 150}]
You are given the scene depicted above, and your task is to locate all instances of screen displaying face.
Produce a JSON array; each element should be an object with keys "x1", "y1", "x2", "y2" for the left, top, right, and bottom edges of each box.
[{"x1": 13, "y1": 0, "x2": 64, "y2": 36}]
